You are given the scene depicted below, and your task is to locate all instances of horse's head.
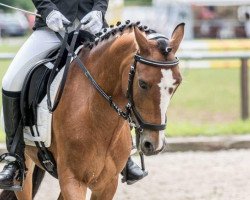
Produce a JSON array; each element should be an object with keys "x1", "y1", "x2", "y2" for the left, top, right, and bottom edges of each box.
[{"x1": 129, "y1": 23, "x2": 184, "y2": 156}]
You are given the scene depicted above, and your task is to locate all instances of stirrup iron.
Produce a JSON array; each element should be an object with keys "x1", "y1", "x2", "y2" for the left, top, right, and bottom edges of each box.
[
  {"x1": 122, "y1": 152, "x2": 148, "y2": 185},
  {"x1": 0, "y1": 153, "x2": 26, "y2": 191}
]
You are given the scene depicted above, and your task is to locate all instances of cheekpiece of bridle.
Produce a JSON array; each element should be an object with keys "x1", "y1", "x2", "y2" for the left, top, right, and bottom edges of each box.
[
  {"x1": 125, "y1": 51, "x2": 179, "y2": 133},
  {"x1": 122, "y1": 32, "x2": 179, "y2": 133}
]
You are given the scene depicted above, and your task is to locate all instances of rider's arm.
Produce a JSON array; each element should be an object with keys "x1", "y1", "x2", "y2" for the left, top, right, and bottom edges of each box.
[
  {"x1": 92, "y1": 0, "x2": 109, "y2": 15},
  {"x1": 80, "y1": 0, "x2": 109, "y2": 34},
  {"x1": 32, "y1": 0, "x2": 58, "y2": 20}
]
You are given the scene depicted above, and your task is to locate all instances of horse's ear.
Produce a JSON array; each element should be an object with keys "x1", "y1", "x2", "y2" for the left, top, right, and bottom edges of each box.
[
  {"x1": 169, "y1": 23, "x2": 185, "y2": 54},
  {"x1": 134, "y1": 27, "x2": 149, "y2": 55}
]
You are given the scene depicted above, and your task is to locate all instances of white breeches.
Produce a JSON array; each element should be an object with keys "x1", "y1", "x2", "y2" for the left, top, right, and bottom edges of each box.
[{"x1": 2, "y1": 28, "x2": 61, "y2": 92}]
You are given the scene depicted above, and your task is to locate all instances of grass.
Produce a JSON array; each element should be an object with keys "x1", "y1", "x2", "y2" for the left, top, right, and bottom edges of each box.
[
  {"x1": 124, "y1": 0, "x2": 152, "y2": 6},
  {"x1": 0, "y1": 38, "x2": 250, "y2": 141},
  {"x1": 0, "y1": 37, "x2": 26, "y2": 53},
  {"x1": 167, "y1": 120, "x2": 250, "y2": 137},
  {"x1": 0, "y1": 43, "x2": 20, "y2": 53},
  {"x1": 0, "y1": 36, "x2": 21, "y2": 140},
  {"x1": 168, "y1": 68, "x2": 243, "y2": 119},
  {"x1": 166, "y1": 67, "x2": 250, "y2": 136}
]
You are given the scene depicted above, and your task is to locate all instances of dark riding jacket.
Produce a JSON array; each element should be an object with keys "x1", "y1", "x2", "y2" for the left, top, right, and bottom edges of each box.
[{"x1": 32, "y1": 0, "x2": 109, "y2": 29}]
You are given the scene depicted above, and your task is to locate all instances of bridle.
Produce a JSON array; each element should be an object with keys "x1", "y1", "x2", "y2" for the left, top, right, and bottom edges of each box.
[
  {"x1": 125, "y1": 54, "x2": 179, "y2": 132},
  {"x1": 47, "y1": 23, "x2": 180, "y2": 134}
]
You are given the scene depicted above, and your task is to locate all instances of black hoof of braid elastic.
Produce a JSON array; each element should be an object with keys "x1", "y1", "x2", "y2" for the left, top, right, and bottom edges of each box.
[{"x1": 0, "y1": 153, "x2": 26, "y2": 191}]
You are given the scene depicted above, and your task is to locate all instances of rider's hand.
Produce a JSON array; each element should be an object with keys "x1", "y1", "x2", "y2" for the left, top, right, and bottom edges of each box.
[
  {"x1": 81, "y1": 11, "x2": 103, "y2": 35},
  {"x1": 46, "y1": 10, "x2": 70, "y2": 32}
]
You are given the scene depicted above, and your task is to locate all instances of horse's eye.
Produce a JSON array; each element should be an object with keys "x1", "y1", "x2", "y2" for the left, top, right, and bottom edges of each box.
[
  {"x1": 169, "y1": 87, "x2": 174, "y2": 94},
  {"x1": 138, "y1": 80, "x2": 149, "y2": 90}
]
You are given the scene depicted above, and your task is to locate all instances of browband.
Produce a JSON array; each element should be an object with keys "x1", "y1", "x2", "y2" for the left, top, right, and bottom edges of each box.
[
  {"x1": 134, "y1": 54, "x2": 179, "y2": 68},
  {"x1": 147, "y1": 33, "x2": 169, "y2": 41}
]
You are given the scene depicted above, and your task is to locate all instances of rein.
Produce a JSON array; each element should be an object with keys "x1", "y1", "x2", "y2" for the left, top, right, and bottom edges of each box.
[{"x1": 47, "y1": 23, "x2": 179, "y2": 133}]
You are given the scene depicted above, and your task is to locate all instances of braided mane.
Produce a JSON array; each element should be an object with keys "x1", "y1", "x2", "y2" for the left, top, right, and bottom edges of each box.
[{"x1": 83, "y1": 20, "x2": 157, "y2": 50}]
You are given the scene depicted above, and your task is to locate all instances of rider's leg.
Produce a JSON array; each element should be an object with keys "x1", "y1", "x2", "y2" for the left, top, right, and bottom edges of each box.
[
  {"x1": 0, "y1": 90, "x2": 23, "y2": 191},
  {"x1": 2, "y1": 28, "x2": 61, "y2": 92},
  {"x1": 0, "y1": 28, "x2": 61, "y2": 191}
]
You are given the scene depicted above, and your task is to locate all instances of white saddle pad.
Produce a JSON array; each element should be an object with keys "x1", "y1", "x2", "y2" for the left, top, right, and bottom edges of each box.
[
  {"x1": 23, "y1": 66, "x2": 64, "y2": 147},
  {"x1": 23, "y1": 45, "x2": 83, "y2": 147}
]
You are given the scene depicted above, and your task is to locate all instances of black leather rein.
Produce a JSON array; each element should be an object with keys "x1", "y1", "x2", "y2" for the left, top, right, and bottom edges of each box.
[{"x1": 47, "y1": 23, "x2": 180, "y2": 133}]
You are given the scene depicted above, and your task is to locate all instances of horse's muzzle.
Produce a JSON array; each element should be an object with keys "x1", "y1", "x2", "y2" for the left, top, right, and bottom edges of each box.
[{"x1": 140, "y1": 137, "x2": 166, "y2": 156}]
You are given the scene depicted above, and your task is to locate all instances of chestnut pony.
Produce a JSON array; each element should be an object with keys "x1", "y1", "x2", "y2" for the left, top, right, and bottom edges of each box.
[{"x1": 1, "y1": 22, "x2": 184, "y2": 200}]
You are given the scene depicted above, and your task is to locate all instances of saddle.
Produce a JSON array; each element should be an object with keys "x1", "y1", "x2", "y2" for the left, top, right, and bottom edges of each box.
[
  {"x1": 21, "y1": 30, "x2": 95, "y2": 127},
  {"x1": 20, "y1": 30, "x2": 95, "y2": 177}
]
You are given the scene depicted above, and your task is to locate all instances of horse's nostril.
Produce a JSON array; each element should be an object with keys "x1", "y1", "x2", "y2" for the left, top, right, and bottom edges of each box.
[
  {"x1": 141, "y1": 140, "x2": 157, "y2": 155},
  {"x1": 144, "y1": 141, "x2": 153, "y2": 150}
]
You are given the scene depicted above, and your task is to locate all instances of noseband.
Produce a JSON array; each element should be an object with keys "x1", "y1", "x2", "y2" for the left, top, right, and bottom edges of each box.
[{"x1": 126, "y1": 54, "x2": 179, "y2": 132}]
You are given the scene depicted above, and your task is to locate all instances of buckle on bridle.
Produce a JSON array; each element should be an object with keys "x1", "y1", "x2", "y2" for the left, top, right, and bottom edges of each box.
[{"x1": 42, "y1": 159, "x2": 55, "y2": 172}]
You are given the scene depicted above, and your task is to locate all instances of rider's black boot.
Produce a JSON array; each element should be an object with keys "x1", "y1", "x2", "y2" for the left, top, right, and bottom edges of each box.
[
  {"x1": 0, "y1": 90, "x2": 25, "y2": 191},
  {"x1": 121, "y1": 156, "x2": 148, "y2": 185}
]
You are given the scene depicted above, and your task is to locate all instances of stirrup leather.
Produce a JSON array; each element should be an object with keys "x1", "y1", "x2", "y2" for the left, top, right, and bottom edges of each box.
[{"x1": 0, "y1": 153, "x2": 26, "y2": 191}]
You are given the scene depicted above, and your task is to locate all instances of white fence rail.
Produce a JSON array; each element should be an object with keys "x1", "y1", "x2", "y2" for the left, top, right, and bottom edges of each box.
[
  {"x1": 178, "y1": 51, "x2": 250, "y2": 60},
  {"x1": 0, "y1": 53, "x2": 15, "y2": 60}
]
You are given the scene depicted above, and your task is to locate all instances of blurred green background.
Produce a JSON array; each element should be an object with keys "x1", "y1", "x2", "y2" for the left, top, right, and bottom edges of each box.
[{"x1": 0, "y1": 0, "x2": 34, "y2": 11}]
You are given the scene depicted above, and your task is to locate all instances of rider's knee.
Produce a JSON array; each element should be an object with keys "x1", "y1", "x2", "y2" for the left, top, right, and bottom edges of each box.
[
  {"x1": 2, "y1": 69, "x2": 21, "y2": 92},
  {"x1": 2, "y1": 74, "x2": 11, "y2": 91}
]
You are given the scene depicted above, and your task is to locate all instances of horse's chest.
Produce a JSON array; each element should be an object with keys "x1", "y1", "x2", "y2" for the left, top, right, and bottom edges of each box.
[{"x1": 76, "y1": 157, "x2": 117, "y2": 190}]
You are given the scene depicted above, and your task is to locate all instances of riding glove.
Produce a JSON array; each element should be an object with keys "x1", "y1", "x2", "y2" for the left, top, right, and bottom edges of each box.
[
  {"x1": 81, "y1": 11, "x2": 103, "y2": 34},
  {"x1": 46, "y1": 10, "x2": 70, "y2": 32}
]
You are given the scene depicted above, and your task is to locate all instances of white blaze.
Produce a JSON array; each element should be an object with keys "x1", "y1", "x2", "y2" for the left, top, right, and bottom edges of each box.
[{"x1": 156, "y1": 69, "x2": 175, "y2": 150}]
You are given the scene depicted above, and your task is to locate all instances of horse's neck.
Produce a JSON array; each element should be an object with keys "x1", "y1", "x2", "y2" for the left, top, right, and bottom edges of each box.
[
  {"x1": 68, "y1": 31, "x2": 136, "y2": 133},
  {"x1": 84, "y1": 31, "x2": 136, "y2": 103}
]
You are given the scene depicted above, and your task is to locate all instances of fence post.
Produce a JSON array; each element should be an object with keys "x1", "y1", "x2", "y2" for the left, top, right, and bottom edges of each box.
[
  {"x1": 0, "y1": 28, "x2": 2, "y2": 44},
  {"x1": 240, "y1": 58, "x2": 249, "y2": 120}
]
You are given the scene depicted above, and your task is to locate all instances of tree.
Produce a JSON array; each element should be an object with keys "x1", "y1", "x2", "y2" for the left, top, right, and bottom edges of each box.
[
  {"x1": 124, "y1": 0, "x2": 152, "y2": 6},
  {"x1": 0, "y1": 0, "x2": 34, "y2": 12}
]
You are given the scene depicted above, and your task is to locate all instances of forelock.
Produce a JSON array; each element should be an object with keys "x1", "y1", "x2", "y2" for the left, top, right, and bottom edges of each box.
[{"x1": 157, "y1": 39, "x2": 170, "y2": 56}]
